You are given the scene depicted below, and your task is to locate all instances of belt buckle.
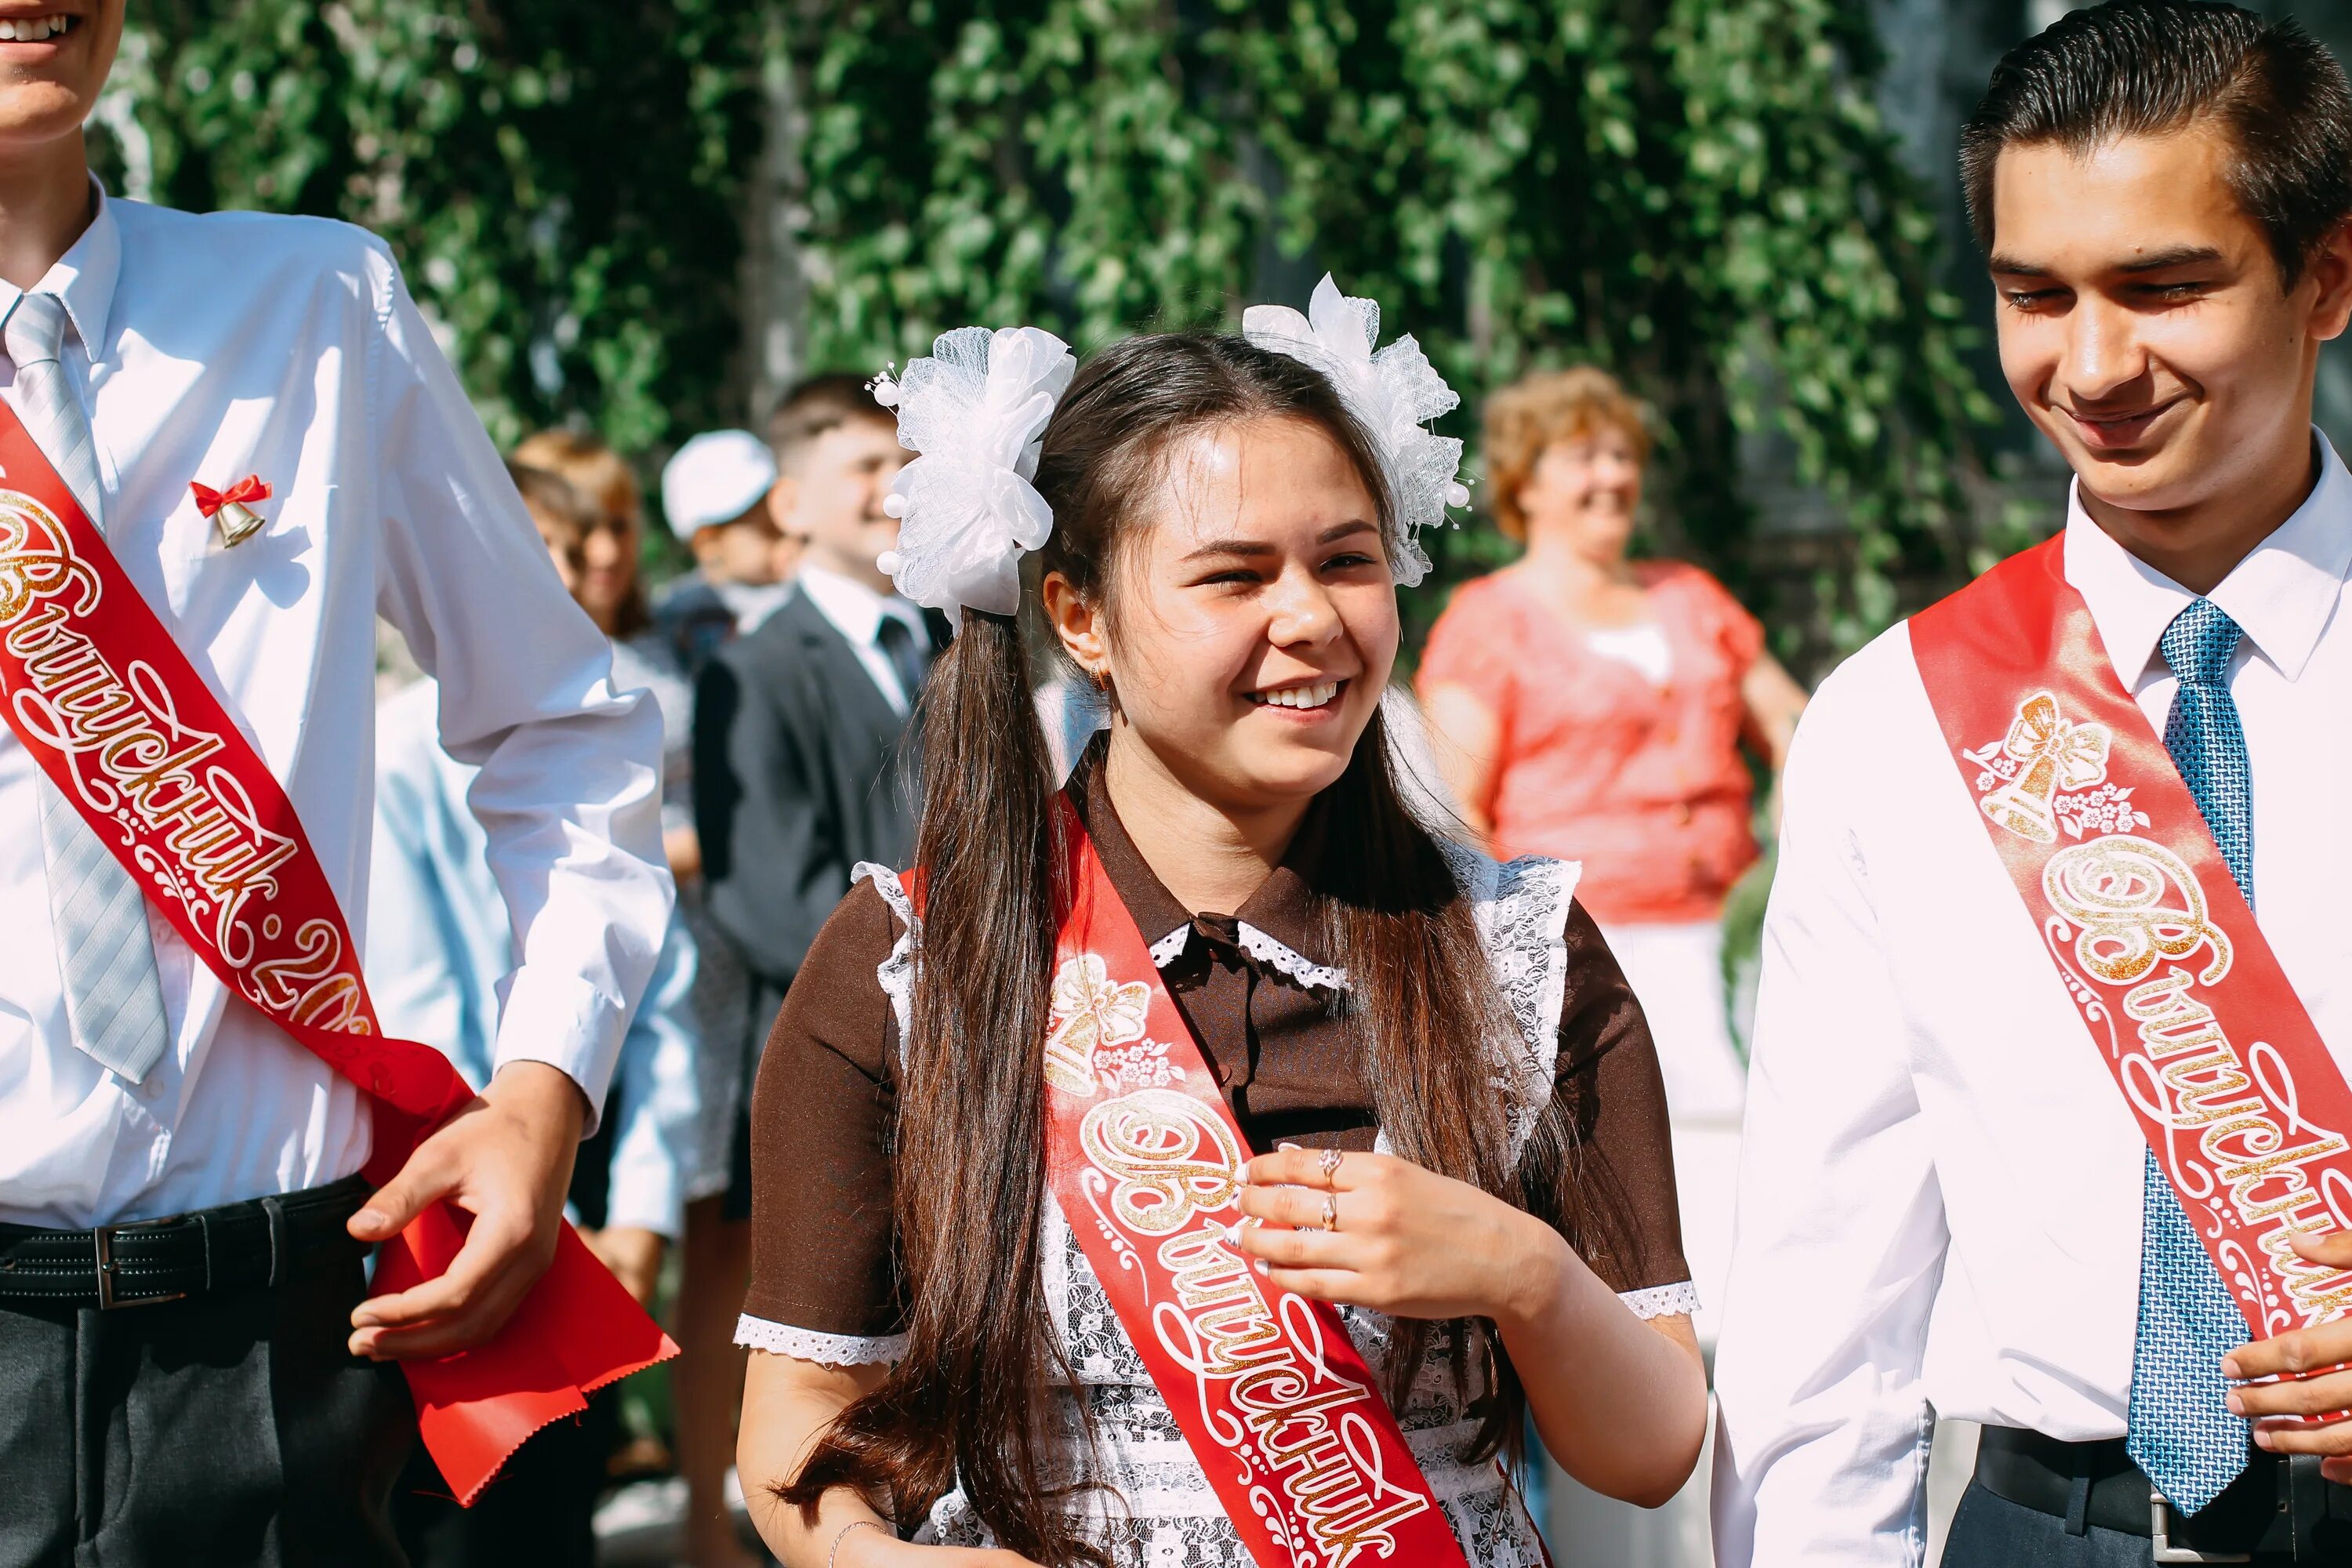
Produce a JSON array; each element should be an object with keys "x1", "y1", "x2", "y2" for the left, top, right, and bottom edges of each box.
[
  {"x1": 2151, "y1": 1490, "x2": 2252, "y2": 1563},
  {"x1": 93, "y1": 1218, "x2": 187, "y2": 1310}
]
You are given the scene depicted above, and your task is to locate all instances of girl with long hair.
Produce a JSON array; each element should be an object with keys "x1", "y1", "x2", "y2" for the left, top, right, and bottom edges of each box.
[{"x1": 734, "y1": 283, "x2": 1707, "y2": 1568}]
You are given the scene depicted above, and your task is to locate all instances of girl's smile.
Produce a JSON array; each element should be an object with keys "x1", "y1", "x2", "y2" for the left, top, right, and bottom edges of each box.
[{"x1": 1242, "y1": 676, "x2": 1354, "y2": 723}]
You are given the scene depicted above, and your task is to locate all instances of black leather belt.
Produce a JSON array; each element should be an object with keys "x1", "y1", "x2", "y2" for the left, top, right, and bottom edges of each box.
[
  {"x1": 0, "y1": 1174, "x2": 372, "y2": 1309},
  {"x1": 1976, "y1": 1425, "x2": 2352, "y2": 1562}
]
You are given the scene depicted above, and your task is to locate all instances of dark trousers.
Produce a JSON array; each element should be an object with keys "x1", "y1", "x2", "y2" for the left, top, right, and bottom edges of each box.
[
  {"x1": 0, "y1": 1212, "x2": 414, "y2": 1567},
  {"x1": 1943, "y1": 1481, "x2": 2158, "y2": 1567},
  {"x1": 390, "y1": 1391, "x2": 615, "y2": 1568}
]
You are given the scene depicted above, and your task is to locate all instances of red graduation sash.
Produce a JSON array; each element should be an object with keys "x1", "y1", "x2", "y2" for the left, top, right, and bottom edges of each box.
[
  {"x1": 0, "y1": 399, "x2": 675, "y2": 1504},
  {"x1": 1910, "y1": 536, "x2": 2352, "y2": 1342},
  {"x1": 1011, "y1": 799, "x2": 1468, "y2": 1568}
]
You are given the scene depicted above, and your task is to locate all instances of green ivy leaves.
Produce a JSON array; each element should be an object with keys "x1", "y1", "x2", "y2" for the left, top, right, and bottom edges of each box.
[
  {"x1": 103, "y1": 0, "x2": 760, "y2": 454},
  {"x1": 100, "y1": 1, "x2": 1991, "y2": 649},
  {"x1": 789, "y1": 0, "x2": 1990, "y2": 649}
]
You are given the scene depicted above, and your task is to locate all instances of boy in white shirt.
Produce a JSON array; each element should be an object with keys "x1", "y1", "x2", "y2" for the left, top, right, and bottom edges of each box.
[
  {"x1": 656, "y1": 427, "x2": 792, "y2": 676},
  {"x1": 0, "y1": 7, "x2": 670, "y2": 1561},
  {"x1": 1712, "y1": 5, "x2": 2352, "y2": 1563}
]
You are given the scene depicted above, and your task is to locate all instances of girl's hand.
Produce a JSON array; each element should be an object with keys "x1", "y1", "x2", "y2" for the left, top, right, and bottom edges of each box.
[{"x1": 1232, "y1": 1145, "x2": 1566, "y2": 1330}]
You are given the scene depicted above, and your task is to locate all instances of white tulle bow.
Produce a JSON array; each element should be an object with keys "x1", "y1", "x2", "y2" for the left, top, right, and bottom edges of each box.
[
  {"x1": 873, "y1": 325, "x2": 1078, "y2": 626},
  {"x1": 1241, "y1": 274, "x2": 1470, "y2": 587}
]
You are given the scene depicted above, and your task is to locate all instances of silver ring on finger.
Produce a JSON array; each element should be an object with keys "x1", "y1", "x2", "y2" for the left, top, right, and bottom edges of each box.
[
  {"x1": 1319, "y1": 1146, "x2": 1345, "y2": 1181},
  {"x1": 1320, "y1": 1193, "x2": 1340, "y2": 1232}
]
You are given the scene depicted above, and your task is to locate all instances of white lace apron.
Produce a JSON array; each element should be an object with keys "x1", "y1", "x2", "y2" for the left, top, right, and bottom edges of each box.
[{"x1": 737, "y1": 841, "x2": 1697, "y2": 1566}]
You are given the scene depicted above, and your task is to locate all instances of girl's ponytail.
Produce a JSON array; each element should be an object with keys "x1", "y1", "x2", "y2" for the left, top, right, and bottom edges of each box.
[{"x1": 782, "y1": 609, "x2": 1094, "y2": 1564}]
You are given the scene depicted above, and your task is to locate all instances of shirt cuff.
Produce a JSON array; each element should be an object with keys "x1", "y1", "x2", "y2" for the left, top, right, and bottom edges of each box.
[
  {"x1": 734, "y1": 1314, "x2": 908, "y2": 1366},
  {"x1": 492, "y1": 965, "x2": 629, "y2": 1137},
  {"x1": 602, "y1": 1165, "x2": 685, "y2": 1241}
]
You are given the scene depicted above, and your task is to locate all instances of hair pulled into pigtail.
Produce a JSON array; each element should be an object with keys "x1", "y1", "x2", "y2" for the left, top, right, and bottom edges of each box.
[
  {"x1": 782, "y1": 604, "x2": 1089, "y2": 1560},
  {"x1": 787, "y1": 318, "x2": 1632, "y2": 1562}
]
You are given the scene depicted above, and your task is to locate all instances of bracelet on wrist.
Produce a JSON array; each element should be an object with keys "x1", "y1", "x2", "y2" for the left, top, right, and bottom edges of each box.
[{"x1": 829, "y1": 1517, "x2": 888, "y2": 1568}]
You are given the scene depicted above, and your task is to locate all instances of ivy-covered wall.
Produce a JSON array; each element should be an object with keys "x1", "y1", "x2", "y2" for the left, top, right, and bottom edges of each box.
[
  {"x1": 794, "y1": 0, "x2": 1998, "y2": 652},
  {"x1": 95, "y1": 0, "x2": 763, "y2": 453},
  {"x1": 96, "y1": 0, "x2": 1995, "y2": 653}
]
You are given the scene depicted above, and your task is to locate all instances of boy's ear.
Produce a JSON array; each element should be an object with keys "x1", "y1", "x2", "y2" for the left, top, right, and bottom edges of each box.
[
  {"x1": 2309, "y1": 218, "x2": 2352, "y2": 344},
  {"x1": 764, "y1": 475, "x2": 799, "y2": 534}
]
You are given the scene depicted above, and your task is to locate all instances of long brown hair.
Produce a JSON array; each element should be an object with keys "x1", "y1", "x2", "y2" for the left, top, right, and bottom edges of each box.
[{"x1": 784, "y1": 333, "x2": 1626, "y2": 1563}]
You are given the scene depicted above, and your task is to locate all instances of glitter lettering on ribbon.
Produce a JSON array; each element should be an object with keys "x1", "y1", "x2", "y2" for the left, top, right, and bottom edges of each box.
[
  {"x1": 1019, "y1": 802, "x2": 1469, "y2": 1568},
  {"x1": 1913, "y1": 540, "x2": 2352, "y2": 1338},
  {"x1": 0, "y1": 403, "x2": 673, "y2": 1504}
]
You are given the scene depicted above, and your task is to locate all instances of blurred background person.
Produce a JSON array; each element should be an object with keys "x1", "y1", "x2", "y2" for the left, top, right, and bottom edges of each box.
[
  {"x1": 656, "y1": 428, "x2": 797, "y2": 681},
  {"x1": 1419, "y1": 366, "x2": 1807, "y2": 1338},
  {"x1": 1418, "y1": 366, "x2": 1806, "y2": 1563},
  {"x1": 515, "y1": 429, "x2": 750, "y2": 1217},
  {"x1": 511, "y1": 430, "x2": 769, "y2": 1567},
  {"x1": 681, "y1": 373, "x2": 927, "y2": 1568},
  {"x1": 372, "y1": 460, "x2": 703, "y2": 1567},
  {"x1": 514, "y1": 428, "x2": 655, "y2": 631}
]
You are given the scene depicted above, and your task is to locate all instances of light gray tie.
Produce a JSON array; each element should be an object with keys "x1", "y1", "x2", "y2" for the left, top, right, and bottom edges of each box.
[{"x1": 13, "y1": 291, "x2": 170, "y2": 1084}]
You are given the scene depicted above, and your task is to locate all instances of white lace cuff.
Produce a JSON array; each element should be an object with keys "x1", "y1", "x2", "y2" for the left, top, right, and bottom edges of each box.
[
  {"x1": 735, "y1": 1313, "x2": 909, "y2": 1366},
  {"x1": 1617, "y1": 1280, "x2": 1700, "y2": 1320}
]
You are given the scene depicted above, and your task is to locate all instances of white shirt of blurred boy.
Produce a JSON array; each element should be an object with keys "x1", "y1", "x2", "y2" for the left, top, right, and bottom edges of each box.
[{"x1": 794, "y1": 563, "x2": 931, "y2": 716}]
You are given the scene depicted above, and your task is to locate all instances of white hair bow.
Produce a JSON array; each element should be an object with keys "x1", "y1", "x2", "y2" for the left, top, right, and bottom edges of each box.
[
  {"x1": 874, "y1": 325, "x2": 1078, "y2": 626},
  {"x1": 1242, "y1": 274, "x2": 1470, "y2": 587}
]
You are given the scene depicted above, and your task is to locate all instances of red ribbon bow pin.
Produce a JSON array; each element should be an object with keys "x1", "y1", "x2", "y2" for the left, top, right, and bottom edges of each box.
[{"x1": 191, "y1": 475, "x2": 271, "y2": 546}]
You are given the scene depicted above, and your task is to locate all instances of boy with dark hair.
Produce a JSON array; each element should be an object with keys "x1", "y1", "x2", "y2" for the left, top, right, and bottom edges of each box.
[
  {"x1": 696, "y1": 372, "x2": 931, "y2": 1046},
  {"x1": 674, "y1": 371, "x2": 933, "y2": 1568},
  {"x1": 763, "y1": 368, "x2": 895, "y2": 459},
  {"x1": 1713, "y1": 3, "x2": 2352, "y2": 1563}
]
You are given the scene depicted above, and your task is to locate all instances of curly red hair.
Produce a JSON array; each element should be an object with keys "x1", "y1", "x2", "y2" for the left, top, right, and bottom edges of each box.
[{"x1": 1482, "y1": 366, "x2": 1651, "y2": 541}]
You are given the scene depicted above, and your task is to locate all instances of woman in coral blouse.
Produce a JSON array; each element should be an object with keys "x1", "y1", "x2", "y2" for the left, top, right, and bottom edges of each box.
[{"x1": 1419, "y1": 367, "x2": 1807, "y2": 1348}]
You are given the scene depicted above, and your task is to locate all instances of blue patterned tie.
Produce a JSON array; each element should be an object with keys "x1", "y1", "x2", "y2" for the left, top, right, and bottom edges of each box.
[{"x1": 2126, "y1": 597, "x2": 2253, "y2": 1513}]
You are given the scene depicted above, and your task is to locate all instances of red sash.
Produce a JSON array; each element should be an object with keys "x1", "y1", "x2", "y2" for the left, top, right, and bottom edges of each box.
[
  {"x1": 0, "y1": 401, "x2": 675, "y2": 1503},
  {"x1": 1023, "y1": 800, "x2": 1468, "y2": 1568},
  {"x1": 1910, "y1": 537, "x2": 2352, "y2": 1342}
]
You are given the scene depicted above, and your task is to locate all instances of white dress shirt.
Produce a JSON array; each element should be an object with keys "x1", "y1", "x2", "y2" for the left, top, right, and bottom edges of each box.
[
  {"x1": 794, "y1": 562, "x2": 931, "y2": 715},
  {"x1": 1711, "y1": 434, "x2": 2352, "y2": 1567},
  {"x1": 0, "y1": 187, "x2": 670, "y2": 1230},
  {"x1": 369, "y1": 679, "x2": 697, "y2": 1239}
]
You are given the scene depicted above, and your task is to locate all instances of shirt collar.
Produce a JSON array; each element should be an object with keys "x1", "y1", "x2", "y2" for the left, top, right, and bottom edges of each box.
[
  {"x1": 0, "y1": 178, "x2": 120, "y2": 366},
  {"x1": 2062, "y1": 428, "x2": 2352, "y2": 688},
  {"x1": 795, "y1": 563, "x2": 924, "y2": 648},
  {"x1": 715, "y1": 578, "x2": 791, "y2": 632},
  {"x1": 1075, "y1": 757, "x2": 1346, "y2": 993}
]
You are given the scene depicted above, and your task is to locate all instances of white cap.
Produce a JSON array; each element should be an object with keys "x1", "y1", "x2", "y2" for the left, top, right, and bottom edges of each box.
[{"x1": 660, "y1": 430, "x2": 778, "y2": 540}]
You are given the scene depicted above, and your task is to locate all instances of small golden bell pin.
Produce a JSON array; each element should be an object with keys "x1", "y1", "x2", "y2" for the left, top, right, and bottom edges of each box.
[{"x1": 191, "y1": 475, "x2": 272, "y2": 547}]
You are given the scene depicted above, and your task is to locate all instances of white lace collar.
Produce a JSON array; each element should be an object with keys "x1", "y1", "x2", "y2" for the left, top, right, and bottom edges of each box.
[{"x1": 1148, "y1": 921, "x2": 1348, "y2": 994}]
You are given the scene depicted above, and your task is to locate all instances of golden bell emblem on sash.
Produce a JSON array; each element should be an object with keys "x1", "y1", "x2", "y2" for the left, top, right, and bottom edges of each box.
[
  {"x1": 1980, "y1": 691, "x2": 2111, "y2": 843},
  {"x1": 191, "y1": 475, "x2": 271, "y2": 548}
]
